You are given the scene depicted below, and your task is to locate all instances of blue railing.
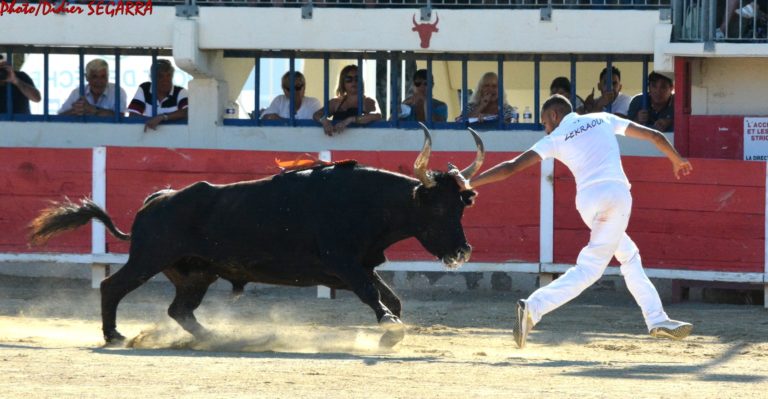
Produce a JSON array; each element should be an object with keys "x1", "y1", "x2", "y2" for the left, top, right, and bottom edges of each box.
[{"x1": 1, "y1": 46, "x2": 655, "y2": 131}]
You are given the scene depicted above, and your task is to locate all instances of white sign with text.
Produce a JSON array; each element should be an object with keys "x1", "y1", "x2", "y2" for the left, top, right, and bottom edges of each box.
[{"x1": 744, "y1": 117, "x2": 768, "y2": 161}]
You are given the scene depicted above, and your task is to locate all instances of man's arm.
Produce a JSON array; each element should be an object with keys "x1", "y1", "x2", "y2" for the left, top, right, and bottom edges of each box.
[
  {"x1": 470, "y1": 150, "x2": 543, "y2": 188},
  {"x1": 8, "y1": 70, "x2": 41, "y2": 103},
  {"x1": 624, "y1": 122, "x2": 692, "y2": 179}
]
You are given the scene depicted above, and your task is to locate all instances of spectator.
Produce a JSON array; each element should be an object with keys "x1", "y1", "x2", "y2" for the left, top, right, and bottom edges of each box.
[
  {"x1": 549, "y1": 76, "x2": 585, "y2": 114},
  {"x1": 0, "y1": 54, "x2": 41, "y2": 115},
  {"x1": 455, "y1": 72, "x2": 515, "y2": 124},
  {"x1": 627, "y1": 71, "x2": 674, "y2": 132},
  {"x1": 717, "y1": 0, "x2": 767, "y2": 39},
  {"x1": 583, "y1": 66, "x2": 632, "y2": 118},
  {"x1": 399, "y1": 69, "x2": 447, "y2": 123},
  {"x1": 59, "y1": 58, "x2": 127, "y2": 117},
  {"x1": 128, "y1": 59, "x2": 188, "y2": 132},
  {"x1": 313, "y1": 64, "x2": 381, "y2": 136},
  {"x1": 260, "y1": 71, "x2": 322, "y2": 121}
]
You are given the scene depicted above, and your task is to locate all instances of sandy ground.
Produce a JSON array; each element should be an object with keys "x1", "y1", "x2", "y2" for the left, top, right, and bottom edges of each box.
[{"x1": 0, "y1": 274, "x2": 766, "y2": 399}]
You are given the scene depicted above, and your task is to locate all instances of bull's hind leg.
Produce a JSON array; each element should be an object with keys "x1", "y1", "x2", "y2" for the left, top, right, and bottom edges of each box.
[
  {"x1": 163, "y1": 265, "x2": 218, "y2": 339},
  {"x1": 100, "y1": 258, "x2": 164, "y2": 343}
]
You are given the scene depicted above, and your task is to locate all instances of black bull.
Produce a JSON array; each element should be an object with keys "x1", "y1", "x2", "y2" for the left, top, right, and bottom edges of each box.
[{"x1": 28, "y1": 125, "x2": 485, "y2": 348}]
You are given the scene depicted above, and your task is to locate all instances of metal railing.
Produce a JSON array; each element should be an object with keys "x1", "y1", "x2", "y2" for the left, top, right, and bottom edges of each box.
[
  {"x1": 673, "y1": 0, "x2": 767, "y2": 43},
  {"x1": 117, "y1": 0, "x2": 670, "y2": 8}
]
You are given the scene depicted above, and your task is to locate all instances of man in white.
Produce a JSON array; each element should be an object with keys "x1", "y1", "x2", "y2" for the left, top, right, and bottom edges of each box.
[
  {"x1": 583, "y1": 66, "x2": 632, "y2": 118},
  {"x1": 471, "y1": 94, "x2": 694, "y2": 349},
  {"x1": 59, "y1": 58, "x2": 127, "y2": 117},
  {"x1": 260, "y1": 71, "x2": 321, "y2": 121}
]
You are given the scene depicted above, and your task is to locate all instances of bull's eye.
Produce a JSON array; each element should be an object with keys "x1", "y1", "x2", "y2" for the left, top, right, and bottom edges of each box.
[{"x1": 460, "y1": 191, "x2": 477, "y2": 207}]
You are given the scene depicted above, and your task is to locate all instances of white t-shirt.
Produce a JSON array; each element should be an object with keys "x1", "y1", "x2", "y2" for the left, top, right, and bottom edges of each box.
[
  {"x1": 59, "y1": 83, "x2": 127, "y2": 114},
  {"x1": 260, "y1": 95, "x2": 322, "y2": 120},
  {"x1": 603, "y1": 92, "x2": 632, "y2": 116},
  {"x1": 531, "y1": 112, "x2": 631, "y2": 191}
]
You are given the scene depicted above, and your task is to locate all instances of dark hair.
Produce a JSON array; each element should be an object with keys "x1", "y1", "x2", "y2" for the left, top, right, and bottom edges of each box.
[
  {"x1": 648, "y1": 71, "x2": 672, "y2": 86},
  {"x1": 549, "y1": 76, "x2": 572, "y2": 93},
  {"x1": 599, "y1": 66, "x2": 621, "y2": 82},
  {"x1": 151, "y1": 59, "x2": 174, "y2": 75},
  {"x1": 413, "y1": 69, "x2": 432, "y2": 82},
  {"x1": 542, "y1": 94, "x2": 573, "y2": 115},
  {"x1": 281, "y1": 71, "x2": 306, "y2": 89}
]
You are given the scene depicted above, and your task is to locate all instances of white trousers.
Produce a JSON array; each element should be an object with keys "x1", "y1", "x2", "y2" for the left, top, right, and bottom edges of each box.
[{"x1": 527, "y1": 181, "x2": 669, "y2": 330}]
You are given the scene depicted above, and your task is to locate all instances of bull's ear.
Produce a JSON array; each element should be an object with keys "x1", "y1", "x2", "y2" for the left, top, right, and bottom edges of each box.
[{"x1": 460, "y1": 190, "x2": 477, "y2": 207}]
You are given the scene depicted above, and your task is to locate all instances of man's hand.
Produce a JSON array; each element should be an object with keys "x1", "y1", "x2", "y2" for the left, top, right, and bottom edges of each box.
[
  {"x1": 653, "y1": 118, "x2": 672, "y2": 132},
  {"x1": 672, "y1": 158, "x2": 693, "y2": 180},
  {"x1": 636, "y1": 109, "x2": 649, "y2": 124},
  {"x1": 143, "y1": 115, "x2": 164, "y2": 132}
]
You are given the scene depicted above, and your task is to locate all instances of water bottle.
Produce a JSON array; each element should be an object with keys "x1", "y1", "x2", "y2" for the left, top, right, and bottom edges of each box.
[
  {"x1": 511, "y1": 106, "x2": 520, "y2": 123},
  {"x1": 522, "y1": 106, "x2": 533, "y2": 124}
]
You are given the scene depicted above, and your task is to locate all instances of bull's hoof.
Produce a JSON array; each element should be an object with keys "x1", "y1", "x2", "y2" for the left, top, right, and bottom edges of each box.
[
  {"x1": 103, "y1": 329, "x2": 126, "y2": 345},
  {"x1": 191, "y1": 327, "x2": 216, "y2": 342},
  {"x1": 379, "y1": 328, "x2": 405, "y2": 349},
  {"x1": 379, "y1": 314, "x2": 404, "y2": 331},
  {"x1": 378, "y1": 314, "x2": 405, "y2": 348}
]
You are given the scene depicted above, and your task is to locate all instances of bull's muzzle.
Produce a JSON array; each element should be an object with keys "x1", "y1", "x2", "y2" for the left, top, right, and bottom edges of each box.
[{"x1": 442, "y1": 244, "x2": 471, "y2": 270}]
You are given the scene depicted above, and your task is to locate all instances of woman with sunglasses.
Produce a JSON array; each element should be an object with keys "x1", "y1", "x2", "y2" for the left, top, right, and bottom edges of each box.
[
  {"x1": 313, "y1": 64, "x2": 381, "y2": 136},
  {"x1": 261, "y1": 71, "x2": 321, "y2": 120},
  {"x1": 399, "y1": 69, "x2": 447, "y2": 123}
]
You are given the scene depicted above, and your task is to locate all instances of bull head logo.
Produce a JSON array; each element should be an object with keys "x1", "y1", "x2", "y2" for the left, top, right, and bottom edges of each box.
[{"x1": 412, "y1": 13, "x2": 439, "y2": 49}]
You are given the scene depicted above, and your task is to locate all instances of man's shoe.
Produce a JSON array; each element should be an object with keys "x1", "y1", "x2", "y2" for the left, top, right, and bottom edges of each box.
[
  {"x1": 513, "y1": 299, "x2": 533, "y2": 349},
  {"x1": 649, "y1": 319, "x2": 693, "y2": 340}
]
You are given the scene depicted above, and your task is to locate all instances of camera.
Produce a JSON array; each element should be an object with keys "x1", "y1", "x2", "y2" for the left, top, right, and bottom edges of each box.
[{"x1": 0, "y1": 68, "x2": 7, "y2": 81}]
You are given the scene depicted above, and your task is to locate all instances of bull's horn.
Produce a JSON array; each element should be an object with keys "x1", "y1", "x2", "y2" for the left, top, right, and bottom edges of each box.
[
  {"x1": 412, "y1": 14, "x2": 418, "y2": 27},
  {"x1": 432, "y1": 12, "x2": 439, "y2": 26},
  {"x1": 414, "y1": 122, "x2": 435, "y2": 188},
  {"x1": 460, "y1": 127, "x2": 485, "y2": 180}
]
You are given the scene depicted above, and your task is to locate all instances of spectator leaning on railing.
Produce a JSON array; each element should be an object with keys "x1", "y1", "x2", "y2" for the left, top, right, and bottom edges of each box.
[
  {"x1": 128, "y1": 59, "x2": 189, "y2": 132},
  {"x1": 59, "y1": 58, "x2": 127, "y2": 117},
  {"x1": 455, "y1": 72, "x2": 515, "y2": 124},
  {"x1": 583, "y1": 66, "x2": 631, "y2": 118},
  {"x1": 627, "y1": 71, "x2": 674, "y2": 133},
  {"x1": 399, "y1": 69, "x2": 448, "y2": 123},
  {"x1": 260, "y1": 71, "x2": 322, "y2": 121},
  {"x1": 0, "y1": 54, "x2": 41, "y2": 115},
  {"x1": 549, "y1": 76, "x2": 585, "y2": 114},
  {"x1": 313, "y1": 64, "x2": 381, "y2": 136}
]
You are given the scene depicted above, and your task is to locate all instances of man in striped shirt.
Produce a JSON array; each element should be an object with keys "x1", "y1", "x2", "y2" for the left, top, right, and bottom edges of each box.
[{"x1": 128, "y1": 59, "x2": 188, "y2": 132}]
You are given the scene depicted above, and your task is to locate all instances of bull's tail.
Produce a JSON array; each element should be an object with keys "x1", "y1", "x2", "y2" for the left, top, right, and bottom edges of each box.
[{"x1": 29, "y1": 198, "x2": 130, "y2": 246}]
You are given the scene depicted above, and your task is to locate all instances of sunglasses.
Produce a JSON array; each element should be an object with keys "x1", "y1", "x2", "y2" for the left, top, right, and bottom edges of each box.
[
  {"x1": 413, "y1": 80, "x2": 426, "y2": 87},
  {"x1": 344, "y1": 75, "x2": 359, "y2": 83},
  {"x1": 283, "y1": 84, "x2": 304, "y2": 91}
]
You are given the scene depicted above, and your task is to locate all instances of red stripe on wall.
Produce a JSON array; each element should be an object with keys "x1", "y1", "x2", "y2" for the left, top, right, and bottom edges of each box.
[
  {"x1": 553, "y1": 157, "x2": 765, "y2": 273},
  {"x1": 0, "y1": 148, "x2": 92, "y2": 253}
]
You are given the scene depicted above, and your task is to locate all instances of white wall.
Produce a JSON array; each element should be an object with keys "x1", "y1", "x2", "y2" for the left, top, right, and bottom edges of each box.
[{"x1": 690, "y1": 58, "x2": 768, "y2": 115}]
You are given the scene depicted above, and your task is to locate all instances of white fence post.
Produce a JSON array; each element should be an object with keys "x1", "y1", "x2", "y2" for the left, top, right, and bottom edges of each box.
[
  {"x1": 91, "y1": 146, "x2": 108, "y2": 289},
  {"x1": 539, "y1": 158, "x2": 555, "y2": 286},
  {"x1": 316, "y1": 150, "x2": 335, "y2": 299}
]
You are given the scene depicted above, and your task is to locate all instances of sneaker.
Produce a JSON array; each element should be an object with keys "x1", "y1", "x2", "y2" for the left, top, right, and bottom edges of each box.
[
  {"x1": 736, "y1": 3, "x2": 756, "y2": 19},
  {"x1": 649, "y1": 319, "x2": 693, "y2": 340},
  {"x1": 715, "y1": 28, "x2": 726, "y2": 40},
  {"x1": 513, "y1": 299, "x2": 533, "y2": 348}
]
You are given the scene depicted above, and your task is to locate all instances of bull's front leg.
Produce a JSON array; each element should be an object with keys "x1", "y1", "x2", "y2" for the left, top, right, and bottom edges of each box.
[{"x1": 333, "y1": 263, "x2": 405, "y2": 348}]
